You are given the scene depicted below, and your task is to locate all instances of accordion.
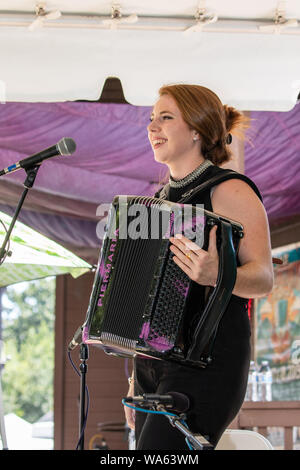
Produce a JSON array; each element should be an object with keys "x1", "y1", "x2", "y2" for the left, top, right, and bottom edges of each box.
[{"x1": 83, "y1": 195, "x2": 243, "y2": 368}]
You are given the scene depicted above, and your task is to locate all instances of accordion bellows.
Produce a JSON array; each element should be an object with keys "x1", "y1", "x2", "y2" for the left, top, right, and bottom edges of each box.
[{"x1": 83, "y1": 195, "x2": 243, "y2": 368}]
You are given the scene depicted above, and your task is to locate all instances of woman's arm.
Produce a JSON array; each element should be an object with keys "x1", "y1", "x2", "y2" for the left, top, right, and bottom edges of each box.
[
  {"x1": 170, "y1": 178, "x2": 274, "y2": 299},
  {"x1": 212, "y1": 178, "x2": 274, "y2": 298},
  {"x1": 124, "y1": 373, "x2": 135, "y2": 430}
]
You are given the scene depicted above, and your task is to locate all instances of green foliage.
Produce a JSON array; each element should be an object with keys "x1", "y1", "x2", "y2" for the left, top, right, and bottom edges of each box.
[{"x1": 1, "y1": 277, "x2": 55, "y2": 423}]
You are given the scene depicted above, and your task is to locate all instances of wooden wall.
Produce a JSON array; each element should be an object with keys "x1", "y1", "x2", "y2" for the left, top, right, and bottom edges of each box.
[{"x1": 54, "y1": 272, "x2": 131, "y2": 450}]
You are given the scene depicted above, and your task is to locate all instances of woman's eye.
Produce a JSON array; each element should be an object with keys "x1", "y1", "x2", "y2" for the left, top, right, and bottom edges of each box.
[{"x1": 149, "y1": 115, "x2": 173, "y2": 122}]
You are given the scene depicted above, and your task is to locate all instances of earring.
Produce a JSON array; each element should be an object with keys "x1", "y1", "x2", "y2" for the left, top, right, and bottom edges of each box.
[
  {"x1": 193, "y1": 135, "x2": 198, "y2": 141},
  {"x1": 226, "y1": 133, "x2": 232, "y2": 144}
]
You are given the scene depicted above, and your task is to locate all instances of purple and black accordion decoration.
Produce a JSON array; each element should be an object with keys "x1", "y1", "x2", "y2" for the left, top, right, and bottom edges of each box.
[{"x1": 83, "y1": 195, "x2": 243, "y2": 368}]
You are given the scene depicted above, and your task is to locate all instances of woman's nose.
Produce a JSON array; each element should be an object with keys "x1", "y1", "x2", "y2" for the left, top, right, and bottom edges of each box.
[{"x1": 147, "y1": 118, "x2": 160, "y2": 133}]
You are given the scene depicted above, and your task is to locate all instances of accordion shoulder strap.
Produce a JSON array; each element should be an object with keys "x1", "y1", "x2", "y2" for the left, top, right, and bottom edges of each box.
[
  {"x1": 156, "y1": 169, "x2": 262, "y2": 204},
  {"x1": 186, "y1": 219, "x2": 238, "y2": 364},
  {"x1": 178, "y1": 170, "x2": 262, "y2": 203}
]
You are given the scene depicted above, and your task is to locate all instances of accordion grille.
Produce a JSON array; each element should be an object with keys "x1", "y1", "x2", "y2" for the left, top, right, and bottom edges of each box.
[{"x1": 100, "y1": 237, "x2": 163, "y2": 342}]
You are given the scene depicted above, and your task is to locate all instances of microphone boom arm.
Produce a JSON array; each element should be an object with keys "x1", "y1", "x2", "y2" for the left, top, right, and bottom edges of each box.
[
  {"x1": 123, "y1": 394, "x2": 214, "y2": 450},
  {"x1": 157, "y1": 405, "x2": 214, "y2": 450}
]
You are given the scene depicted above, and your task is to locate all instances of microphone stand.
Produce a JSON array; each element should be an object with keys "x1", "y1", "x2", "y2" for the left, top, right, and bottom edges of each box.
[
  {"x1": 0, "y1": 166, "x2": 40, "y2": 449},
  {"x1": 0, "y1": 341, "x2": 8, "y2": 450},
  {"x1": 0, "y1": 165, "x2": 40, "y2": 263},
  {"x1": 156, "y1": 405, "x2": 214, "y2": 450},
  {"x1": 77, "y1": 343, "x2": 89, "y2": 450}
]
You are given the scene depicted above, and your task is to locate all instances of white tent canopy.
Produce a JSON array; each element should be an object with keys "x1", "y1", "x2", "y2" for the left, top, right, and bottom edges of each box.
[
  {"x1": 0, "y1": 0, "x2": 299, "y2": 110},
  {"x1": 0, "y1": 210, "x2": 92, "y2": 287}
]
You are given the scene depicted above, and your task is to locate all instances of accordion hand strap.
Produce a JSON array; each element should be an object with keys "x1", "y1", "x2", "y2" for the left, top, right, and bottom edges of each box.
[{"x1": 186, "y1": 219, "x2": 237, "y2": 363}]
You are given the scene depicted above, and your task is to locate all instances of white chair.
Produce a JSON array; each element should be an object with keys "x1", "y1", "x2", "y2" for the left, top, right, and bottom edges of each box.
[{"x1": 215, "y1": 429, "x2": 273, "y2": 450}]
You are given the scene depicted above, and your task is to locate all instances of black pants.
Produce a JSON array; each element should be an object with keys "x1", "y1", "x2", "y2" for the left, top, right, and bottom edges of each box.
[{"x1": 134, "y1": 304, "x2": 251, "y2": 450}]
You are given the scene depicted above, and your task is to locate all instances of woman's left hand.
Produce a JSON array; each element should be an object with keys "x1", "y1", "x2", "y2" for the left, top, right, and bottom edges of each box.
[{"x1": 169, "y1": 225, "x2": 219, "y2": 287}]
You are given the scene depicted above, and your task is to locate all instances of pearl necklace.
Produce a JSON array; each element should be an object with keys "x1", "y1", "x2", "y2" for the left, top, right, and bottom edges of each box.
[{"x1": 169, "y1": 159, "x2": 213, "y2": 189}]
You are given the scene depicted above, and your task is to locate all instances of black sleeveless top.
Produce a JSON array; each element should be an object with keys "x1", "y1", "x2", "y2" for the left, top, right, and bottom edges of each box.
[{"x1": 154, "y1": 164, "x2": 262, "y2": 347}]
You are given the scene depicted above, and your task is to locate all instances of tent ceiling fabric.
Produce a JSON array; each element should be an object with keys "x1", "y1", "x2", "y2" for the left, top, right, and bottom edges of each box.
[
  {"x1": 0, "y1": 101, "x2": 165, "y2": 262},
  {"x1": 0, "y1": 1, "x2": 299, "y2": 109},
  {"x1": 0, "y1": 2, "x2": 299, "y2": 263},
  {"x1": 0, "y1": 100, "x2": 300, "y2": 263}
]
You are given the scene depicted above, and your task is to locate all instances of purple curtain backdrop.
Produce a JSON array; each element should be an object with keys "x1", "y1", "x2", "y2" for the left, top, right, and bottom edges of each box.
[
  {"x1": 245, "y1": 102, "x2": 300, "y2": 223},
  {"x1": 0, "y1": 100, "x2": 299, "y2": 263}
]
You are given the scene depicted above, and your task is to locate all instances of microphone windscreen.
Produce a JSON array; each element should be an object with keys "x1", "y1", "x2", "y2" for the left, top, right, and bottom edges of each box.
[
  {"x1": 58, "y1": 137, "x2": 76, "y2": 155},
  {"x1": 168, "y1": 391, "x2": 190, "y2": 413}
]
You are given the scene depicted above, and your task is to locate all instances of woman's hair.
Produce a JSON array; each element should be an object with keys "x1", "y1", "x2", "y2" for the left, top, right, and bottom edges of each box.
[{"x1": 158, "y1": 84, "x2": 250, "y2": 166}]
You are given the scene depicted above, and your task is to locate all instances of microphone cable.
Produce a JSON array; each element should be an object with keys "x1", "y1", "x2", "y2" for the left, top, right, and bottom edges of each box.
[
  {"x1": 68, "y1": 349, "x2": 194, "y2": 451},
  {"x1": 122, "y1": 399, "x2": 194, "y2": 450}
]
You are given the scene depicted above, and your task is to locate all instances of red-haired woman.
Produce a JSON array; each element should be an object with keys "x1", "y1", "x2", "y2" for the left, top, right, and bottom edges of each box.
[{"x1": 125, "y1": 84, "x2": 273, "y2": 450}]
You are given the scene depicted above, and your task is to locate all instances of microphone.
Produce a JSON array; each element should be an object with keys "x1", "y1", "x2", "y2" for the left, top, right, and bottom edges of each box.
[
  {"x1": 124, "y1": 392, "x2": 190, "y2": 413},
  {"x1": 68, "y1": 325, "x2": 83, "y2": 352},
  {"x1": 0, "y1": 137, "x2": 76, "y2": 176}
]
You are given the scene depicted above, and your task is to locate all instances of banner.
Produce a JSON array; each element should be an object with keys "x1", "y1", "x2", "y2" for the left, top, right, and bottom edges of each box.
[{"x1": 255, "y1": 244, "x2": 300, "y2": 400}]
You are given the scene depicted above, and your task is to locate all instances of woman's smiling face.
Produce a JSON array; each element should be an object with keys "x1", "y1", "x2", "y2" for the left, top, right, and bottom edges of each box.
[{"x1": 147, "y1": 94, "x2": 198, "y2": 166}]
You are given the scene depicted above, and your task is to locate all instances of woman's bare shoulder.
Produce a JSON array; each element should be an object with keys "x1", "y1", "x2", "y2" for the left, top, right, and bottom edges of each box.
[{"x1": 211, "y1": 177, "x2": 268, "y2": 232}]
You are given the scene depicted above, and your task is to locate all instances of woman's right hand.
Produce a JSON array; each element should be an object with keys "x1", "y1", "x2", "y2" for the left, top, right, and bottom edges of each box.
[{"x1": 124, "y1": 381, "x2": 135, "y2": 430}]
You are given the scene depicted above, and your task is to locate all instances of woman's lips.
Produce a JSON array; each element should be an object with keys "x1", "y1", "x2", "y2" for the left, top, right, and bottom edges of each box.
[{"x1": 152, "y1": 138, "x2": 168, "y2": 149}]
